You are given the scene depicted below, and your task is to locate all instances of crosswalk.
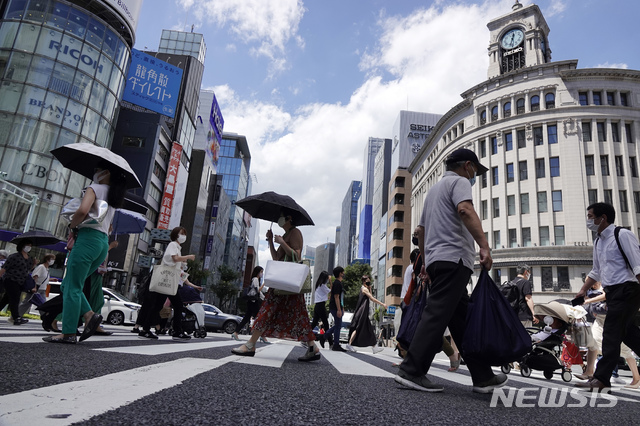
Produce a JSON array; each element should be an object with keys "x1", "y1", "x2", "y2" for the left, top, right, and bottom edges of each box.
[{"x1": 2, "y1": 320, "x2": 640, "y2": 424}]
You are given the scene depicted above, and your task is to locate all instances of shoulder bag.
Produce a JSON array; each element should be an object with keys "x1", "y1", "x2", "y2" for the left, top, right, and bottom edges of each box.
[
  {"x1": 264, "y1": 249, "x2": 310, "y2": 295},
  {"x1": 60, "y1": 197, "x2": 109, "y2": 226},
  {"x1": 149, "y1": 264, "x2": 180, "y2": 296}
]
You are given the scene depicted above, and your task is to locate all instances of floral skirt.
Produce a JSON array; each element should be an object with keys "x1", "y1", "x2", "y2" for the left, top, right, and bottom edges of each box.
[{"x1": 252, "y1": 289, "x2": 314, "y2": 342}]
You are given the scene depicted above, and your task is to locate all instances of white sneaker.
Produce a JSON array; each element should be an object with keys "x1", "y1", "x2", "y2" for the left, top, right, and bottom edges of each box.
[
  {"x1": 346, "y1": 344, "x2": 356, "y2": 352},
  {"x1": 372, "y1": 345, "x2": 383, "y2": 354},
  {"x1": 612, "y1": 376, "x2": 627, "y2": 385}
]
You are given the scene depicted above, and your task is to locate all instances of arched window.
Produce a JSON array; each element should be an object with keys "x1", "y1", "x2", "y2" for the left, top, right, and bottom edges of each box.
[
  {"x1": 480, "y1": 110, "x2": 487, "y2": 125},
  {"x1": 516, "y1": 98, "x2": 525, "y2": 114},
  {"x1": 503, "y1": 102, "x2": 511, "y2": 118},
  {"x1": 530, "y1": 95, "x2": 540, "y2": 111},
  {"x1": 491, "y1": 106, "x2": 499, "y2": 122},
  {"x1": 545, "y1": 93, "x2": 555, "y2": 109}
]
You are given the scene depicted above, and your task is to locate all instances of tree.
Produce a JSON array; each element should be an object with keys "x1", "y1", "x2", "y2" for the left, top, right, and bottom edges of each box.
[
  {"x1": 211, "y1": 264, "x2": 240, "y2": 311},
  {"x1": 342, "y1": 263, "x2": 372, "y2": 312},
  {"x1": 186, "y1": 259, "x2": 211, "y2": 287}
]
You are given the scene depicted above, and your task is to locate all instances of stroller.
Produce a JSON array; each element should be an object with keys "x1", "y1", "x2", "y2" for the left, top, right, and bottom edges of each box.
[
  {"x1": 168, "y1": 286, "x2": 208, "y2": 338},
  {"x1": 501, "y1": 301, "x2": 575, "y2": 382}
]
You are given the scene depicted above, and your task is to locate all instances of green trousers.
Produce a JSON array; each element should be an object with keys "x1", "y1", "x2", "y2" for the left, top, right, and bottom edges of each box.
[
  {"x1": 85, "y1": 271, "x2": 105, "y2": 314},
  {"x1": 61, "y1": 228, "x2": 108, "y2": 334}
]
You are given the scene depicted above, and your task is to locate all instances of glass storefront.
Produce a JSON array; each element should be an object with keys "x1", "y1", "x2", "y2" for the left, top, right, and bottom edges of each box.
[{"x1": 0, "y1": 0, "x2": 133, "y2": 238}]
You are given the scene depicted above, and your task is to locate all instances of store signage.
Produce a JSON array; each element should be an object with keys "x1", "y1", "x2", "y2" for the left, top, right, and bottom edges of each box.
[
  {"x1": 99, "y1": 0, "x2": 143, "y2": 33},
  {"x1": 157, "y1": 143, "x2": 182, "y2": 229},
  {"x1": 122, "y1": 49, "x2": 183, "y2": 118},
  {"x1": 206, "y1": 95, "x2": 224, "y2": 168},
  {"x1": 49, "y1": 41, "x2": 104, "y2": 73},
  {"x1": 407, "y1": 123, "x2": 434, "y2": 140},
  {"x1": 504, "y1": 47, "x2": 523, "y2": 56}
]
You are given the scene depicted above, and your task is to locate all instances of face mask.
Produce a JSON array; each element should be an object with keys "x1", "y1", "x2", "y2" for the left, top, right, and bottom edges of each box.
[
  {"x1": 466, "y1": 165, "x2": 477, "y2": 186},
  {"x1": 177, "y1": 234, "x2": 187, "y2": 244},
  {"x1": 93, "y1": 170, "x2": 108, "y2": 183},
  {"x1": 277, "y1": 216, "x2": 286, "y2": 228},
  {"x1": 48, "y1": 260, "x2": 55, "y2": 266},
  {"x1": 412, "y1": 236, "x2": 419, "y2": 246},
  {"x1": 23, "y1": 246, "x2": 32, "y2": 253},
  {"x1": 586, "y1": 218, "x2": 600, "y2": 232}
]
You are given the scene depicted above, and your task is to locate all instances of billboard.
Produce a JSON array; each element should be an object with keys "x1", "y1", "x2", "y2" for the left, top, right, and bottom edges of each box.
[
  {"x1": 206, "y1": 95, "x2": 224, "y2": 168},
  {"x1": 100, "y1": 0, "x2": 143, "y2": 33},
  {"x1": 157, "y1": 143, "x2": 183, "y2": 229},
  {"x1": 122, "y1": 49, "x2": 183, "y2": 118}
]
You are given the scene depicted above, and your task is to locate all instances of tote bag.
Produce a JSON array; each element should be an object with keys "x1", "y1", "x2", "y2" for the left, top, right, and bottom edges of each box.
[
  {"x1": 149, "y1": 264, "x2": 180, "y2": 296},
  {"x1": 263, "y1": 260, "x2": 310, "y2": 293},
  {"x1": 462, "y1": 269, "x2": 532, "y2": 366}
]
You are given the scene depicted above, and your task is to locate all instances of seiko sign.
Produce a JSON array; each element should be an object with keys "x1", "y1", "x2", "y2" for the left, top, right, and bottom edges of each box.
[
  {"x1": 408, "y1": 123, "x2": 434, "y2": 140},
  {"x1": 503, "y1": 47, "x2": 523, "y2": 56}
]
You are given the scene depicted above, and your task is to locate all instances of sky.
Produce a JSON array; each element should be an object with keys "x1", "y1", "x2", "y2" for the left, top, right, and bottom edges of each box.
[{"x1": 133, "y1": 0, "x2": 640, "y2": 266}]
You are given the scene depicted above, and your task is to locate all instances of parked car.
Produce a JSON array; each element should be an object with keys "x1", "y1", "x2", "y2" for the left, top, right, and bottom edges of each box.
[
  {"x1": 102, "y1": 288, "x2": 141, "y2": 326},
  {"x1": 328, "y1": 312, "x2": 353, "y2": 343},
  {"x1": 202, "y1": 303, "x2": 242, "y2": 334}
]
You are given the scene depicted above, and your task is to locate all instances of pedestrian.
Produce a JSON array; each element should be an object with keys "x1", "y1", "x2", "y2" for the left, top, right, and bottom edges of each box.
[
  {"x1": 0, "y1": 240, "x2": 35, "y2": 325},
  {"x1": 394, "y1": 247, "x2": 420, "y2": 357},
  {"x1": 18, "y1": 254, "x2": 55, "y2": 317},
  {"x1": 574, "y1": 202, "x2": 640, "y2": 391},
  {"x1": 508, "y1": 264, "x2": 539, "y2": 328},
  {"x1": 326, "y1": 266, "x2": 347, "y2": 352},
  {"x1": 0, "y1": 249, "x2": 8, "y2": 268},
  {"x1": 231, "y1": 210, "x2": 321, "y2": 361},
  {"x1": 232, "y1": 266, "x2": 265, "y2": 341},
  {"x1": 346, "y1": 275, "x2": 387, "y2": 353},
  {"x1": 395, "y1": 148, "x2": 507, "y2": 393},
  {"x1": 83, "y1": 240, "x2": 119, "y2": 336},
  {"x1": 311, "y1": 270, "x2": 333, "y2": 348}
]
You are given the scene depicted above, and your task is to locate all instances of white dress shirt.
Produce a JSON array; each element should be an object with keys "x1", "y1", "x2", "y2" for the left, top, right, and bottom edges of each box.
[
  {"x1": 401, "y1": 264, "x2": 413, "y2": 299},
  {"x1": 588, "y1": 224, "x2": 640, "y2": 287}
]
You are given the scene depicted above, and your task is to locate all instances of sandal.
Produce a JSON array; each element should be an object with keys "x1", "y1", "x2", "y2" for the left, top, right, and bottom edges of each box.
[
  {"x1": 298, "y1": 345, "x2": 321, "y2": 362},
  {"x1": 231, "y1": 342, "x2": 255, "y2": 357},
  {"x1": 448, "y1": 353, "x2": 461, "y2": 372},
  {"x1": 43, "y1": 335, "x2": 77, "y2": 344}
]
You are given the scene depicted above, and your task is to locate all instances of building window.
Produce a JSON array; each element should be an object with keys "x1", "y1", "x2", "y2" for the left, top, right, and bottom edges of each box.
[
  {"x1": 547, "y1": 124, "x2": 558, "y2": 144},
  {"x1": 481, "y1": 200, "x2": 488, "y2": 220},
  {"x1": 582, "y1": 122, "x2": 592, "y2": 142},
  {"x1": 530, "y1": 95, "x2": 540, "y2": 111},
  {"x1": 492, "y1": 166, "x2": 499, "y2": 186},
  {"x1": 492, "y1": 198, "x2": 500, "y2": 218},
  {"x1": 509, "y1": 229, "x2": 518, "y2": 248},
  {"x1": 535, "y1": 158, "x2": 545, "y2": 178},
  {"x1": 579, "y1": 92, "x2": 588, "y2": 106},
  {"x1": 481, "y1": 173, "x2": 487, "y2": 188},
  {"x1": 545, "y1": 93, "x2": 555, "y2": 109},
  {"x1": 491, "y1": 137, "x2": 498, "y2": 155},
  {"x1": 505, "y1": 132, "x2": 513, "y2": 151},
  {"x1": 519, "y1": 160, "x2": 528, "y2": 180},
  {"x1": 601, "y1": 155, "x2": 610, "y2": 176},
  {"x1": 550, "y1": 157, "x2": 560, "y2": 177},
  {"x1": 612, "y1": 122, "x2": 620, "y2": 142},
  {"x1": 597, "y1": 122, "x2": 606, "y2": 142},
  {"x1": 620, "y1": 93, "x2": 629, "y2": 106},
  {"x1": 604, "y1": 189, "x2": 613, "y2": 205},
  {"x1": 615, "y1": 155, "x2": 625, "y2": 176},
  {"x1": 516, "y1": 98, "x2": 525, "y2": 114},
  {"x1": 480, "y1": 110, "x2": 487, "y2": 125},
  {"x1": 626, "y1": 123, "x2": 634, "y2": 143},
  {"x1": 607, "y1": 92, "x2": 615, "y2": 106},
  {"x1": 122, "y1": 136, "x2": 145, "y2": 148},
  {"x1": 493, "y1": 230, "x2": 501, "y2": 249},
  {"x1": 516, "y1": 129, "x2": 526, "y2": 149},
  {"x1": 540, "y1": 226, "x2": 550, "y2": 246},
  {"x1": 522, "y1": 227, "x2": 532, "y2": 247},
  {"x1": 538, "y1": 191, "x2": 548, "y2": 212},
  {"x1": 554, "y1": 226, "x2": 565, "y2": 245},
  {"x1": 631, "y1": 157, "x2": 638, "y2": 178},
  {"x1": 585, "y1": 155, "x2": 595, "y2": 175},
  {"x1": 588, "y1": 189, "x2": 598, "y2": 206},
  {"x1": 504, "y1": 102, "x2": 511, "y2": 118},
  {"x1": 479, "y1": 139, "x2": 487, "y2": 157},
  {"x1": 507, "y1": 195, "x2": 516, "y2": 215},
  {"x1": 620, "y1": 191, "x2": 629, "y2": 212},
  {"x1": 533, "y1": 126, "x2": 543, "y2": 145},
  {"x1": 552, "y1": 190, "x2": 563, "y2": 212},
  {"x1": 634, "y1": 191, "x2": 640, "y2": 213},
  {"x1": 521, "y1": 193, "x2": 530, "y2": 214},
  {"x1": 506, "y1": 163, "x2": 514, "y2": 183},
  {"x1": 153, "y1": 161, "x2": 166, "y2": 183},
  {"x1": 593, "y1": 91, "x2": 602, "y2": 105},
  {"x1": 491, "y1": 106, "x2": 499, "y2": 122}
]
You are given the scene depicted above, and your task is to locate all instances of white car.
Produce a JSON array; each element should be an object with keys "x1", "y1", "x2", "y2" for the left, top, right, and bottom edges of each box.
[
  {"x1": 328, "y1": 312, "x2": 354, "y2": 343},
  {"x1": 102, "y1": 288, "x2": 140, "y2": 326}
]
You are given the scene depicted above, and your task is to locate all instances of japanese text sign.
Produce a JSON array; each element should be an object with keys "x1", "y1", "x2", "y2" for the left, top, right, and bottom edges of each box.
[{"x1": 157, "y1": 142, "x2": 183, "y2": 229}]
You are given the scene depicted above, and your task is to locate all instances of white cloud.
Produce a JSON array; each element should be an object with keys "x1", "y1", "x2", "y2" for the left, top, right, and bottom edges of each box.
[
  {"x1": 543, "y1": 0, "x2": 568, "y2": 17},
  {"x1": 594, "y1": 62, "x2": 629, "y2": 69},
  {"x1": 225, "y1": 44, "x2": 236, "y2": 52},
  {"x1": 212, "y1": 1, "x2": 515, "y2": 263}
]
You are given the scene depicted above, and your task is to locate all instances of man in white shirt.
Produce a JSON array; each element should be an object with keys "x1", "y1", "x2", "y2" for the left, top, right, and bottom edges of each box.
[{"x1": 575, "y1": 202, "x2": 640, "y2": 391}]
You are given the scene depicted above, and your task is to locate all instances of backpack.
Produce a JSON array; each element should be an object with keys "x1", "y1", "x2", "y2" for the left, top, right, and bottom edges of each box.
[{"x1": 499, "y1": 279, "x2": 521, "y2": 312}]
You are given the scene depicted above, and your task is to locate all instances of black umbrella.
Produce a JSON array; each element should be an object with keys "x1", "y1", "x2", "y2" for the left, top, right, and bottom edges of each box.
[
  {"x1": 10, "y1": 230, "x2": 62, "y2": 247},
  {"x1": 235, "y1": 191, "x2": 314, "y2": 226},
  {"x1": 123, "y1": 191, "x2": 149, "y2": 215}
]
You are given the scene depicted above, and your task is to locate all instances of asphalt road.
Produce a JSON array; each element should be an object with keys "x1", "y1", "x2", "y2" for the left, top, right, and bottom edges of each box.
[{"x1": 1, "y1": 319, "x2": 639, "y2": 425}]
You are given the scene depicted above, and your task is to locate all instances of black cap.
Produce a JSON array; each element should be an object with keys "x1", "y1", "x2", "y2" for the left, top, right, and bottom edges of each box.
[{"x1": 445, "y1": 148, "x2": 489, "y2": 175}]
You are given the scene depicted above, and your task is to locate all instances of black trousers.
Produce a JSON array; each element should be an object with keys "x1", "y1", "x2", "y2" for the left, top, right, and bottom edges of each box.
[
  {"x1": 0, "y1": 278, "x2": 22, "y2": 321},
  {"x1": 139, "y1": 291, "x2": 184, "y2": 334},
  {"x1": 399, "y1": 260, "x2": 493, "y2": 384},
  {"x1": 594, "y1": 282, "x2": 640, "y2": 386},
  {"x1": 311, "y1": 301, "x2": 330, "y2": 332},
  {"x1": 237, "y1": 299, "x2": 262, "y2": 331}
]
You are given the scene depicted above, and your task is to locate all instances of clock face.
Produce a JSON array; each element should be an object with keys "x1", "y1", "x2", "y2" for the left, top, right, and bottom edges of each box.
[
  {"x1": 411, "y1": 143, "x2": 421, "y2": 153},
  {"x1": 501, "y1": 28, "x2": 524, "y2": 49}
]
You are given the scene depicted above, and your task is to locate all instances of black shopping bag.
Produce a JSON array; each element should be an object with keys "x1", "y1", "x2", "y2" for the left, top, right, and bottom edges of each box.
[
  {"x1": 396, "y1": 280, "x2": 427, "y2": 350},
  {"x1": 462, "y1": 269, "x2": 531, "y2": 366}
]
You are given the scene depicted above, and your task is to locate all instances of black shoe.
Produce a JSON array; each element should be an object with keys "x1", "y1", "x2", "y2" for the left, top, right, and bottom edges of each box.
[
  {"x1": 139, "y1": 330, "x2": 159, "y2": 340},
  {"x1": 331, "y1": 345, "x2": 347, "y2": 352},
  {"x1": 79, "y1": 314, "x2": 103, "y2": 342},
  {"x1": 395, "y1": 369, "x2": 444, "y2": 392},
  {"x1": 131, "y1": 327, "x2": 140, "y2": 333},
  {"x1": 13, "y1": 318, "x2": 28, "y2": 325},
  {"x1": 472, "y1": 373, "x2": 508, "y2": 394},
  {"x1": 327, "y1": 334, "x2": 334, "y2": 347},
  {"x1": 298, "y1": 346, "x2": 321, "y2": 362},
  {"x1": 42, "y1": 335, "x2": 77, "y2": 344},
  {"x1": 318, "y1": 335, "x2": 326, "y2": 348},
  {"x1": 172, "y1": 332, "x2": 191, "y2": 342}
]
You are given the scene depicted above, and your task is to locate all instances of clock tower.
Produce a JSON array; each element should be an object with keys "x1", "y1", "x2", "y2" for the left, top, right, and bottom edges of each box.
[{"x1": 486, "y1": 1, "x2": 550, "y2": 79}]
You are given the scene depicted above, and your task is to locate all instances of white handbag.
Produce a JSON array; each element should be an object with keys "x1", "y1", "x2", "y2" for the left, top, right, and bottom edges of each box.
[
  {"x1": 149, "y1": 264, "x2": 180, "y2": 296},
  {"x1": 263, "y1": 259, "x2": 310, "y2": 293},
  {"x1": 60, "y1": 197, "x2": 109, "y2": 226}
]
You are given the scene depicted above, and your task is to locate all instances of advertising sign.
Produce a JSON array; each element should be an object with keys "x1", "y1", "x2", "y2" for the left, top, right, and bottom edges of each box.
[
  {"x1": 157, "y1": 143, "x2": 182, "y2": 229},
  {"x1": 100, "y1": 0, "x2": 143, "y2": 33},
  {"x1": 206, "y1": 95, "x2": 224, "y2": 169},
  {"x1": 122, "y1": 49, "x2": 183, "y2": 118}
]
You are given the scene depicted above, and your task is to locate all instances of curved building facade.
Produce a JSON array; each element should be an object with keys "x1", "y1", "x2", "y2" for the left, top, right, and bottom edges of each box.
[
  {"x1": 0, "y1": 0, "x2": 136, "y2": 238},
  {"x1": 410, "y1": 3, "x2": 640, "y2": 302}
]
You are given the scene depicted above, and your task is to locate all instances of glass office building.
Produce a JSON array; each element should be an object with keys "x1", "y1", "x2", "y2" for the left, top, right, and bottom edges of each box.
[{"x1": 0, "y1": 0, "x2": 135, "y2": 237}]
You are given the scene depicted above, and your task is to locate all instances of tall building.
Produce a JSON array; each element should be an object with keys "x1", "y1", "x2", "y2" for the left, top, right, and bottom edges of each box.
[
  {"x1": 370, "y1": 139, "x2": 392, "y2": 300},
  {"x1": 0, "y1": 0, "x2": 140, "y2": 241},
  {"x1": 314, "y1": 242, "x2": 335, "y2": 292},
  {"x1": 338, "y1": 180, "x2": 361, "y2": 267},
  {"x1": 410, "y1": 1, "x2": 640, "y2": 302}
]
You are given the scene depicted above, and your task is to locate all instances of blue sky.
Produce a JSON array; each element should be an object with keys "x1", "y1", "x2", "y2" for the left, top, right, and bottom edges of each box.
[{"x1": 132, "y1": 0, "x2": 640, "y2": 262}]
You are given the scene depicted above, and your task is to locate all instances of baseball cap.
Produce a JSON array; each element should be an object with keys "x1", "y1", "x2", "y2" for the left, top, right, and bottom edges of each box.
[{"x1": 445, "y1": 148, "x2": 489, "y2": 175}]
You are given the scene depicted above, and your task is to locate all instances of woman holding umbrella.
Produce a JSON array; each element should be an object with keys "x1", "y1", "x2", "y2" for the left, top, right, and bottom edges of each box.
[
  {"x1": 0, "y1": 239, "x2": 35, "y2": 325},
  {"x1": 231, "y1": 209, "x2": 321, "y2": 361},
  {"x1": 43, "y1": 163, "x2": 127, "y2": 344}
]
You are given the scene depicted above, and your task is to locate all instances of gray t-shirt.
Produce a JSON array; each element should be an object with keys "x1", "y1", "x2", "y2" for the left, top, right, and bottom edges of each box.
[{"x1": 419, "y1": 171, "x2": 476, "y2": 271}]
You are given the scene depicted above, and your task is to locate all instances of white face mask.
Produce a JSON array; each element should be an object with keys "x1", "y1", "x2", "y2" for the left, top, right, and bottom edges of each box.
[
  {"x1": 177, "y1": 234, "x2": 187, "y2": 244},
  {"x1": 277, "y1": 216, "x2": 286, "y2": 228},
  {"x1": 23, "y1": 246, "x2": 32, "y2": 253},
  {"x1": 586, "y1": 218, "x2": 601, "y2": 232},
  {"x1": 48, "y1": 259, "x2": 55, "y2": 266}
]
